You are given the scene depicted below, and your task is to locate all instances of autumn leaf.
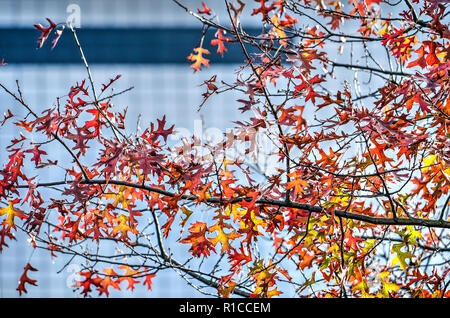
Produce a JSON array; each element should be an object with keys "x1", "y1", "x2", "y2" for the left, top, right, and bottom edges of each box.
[
  {"x1": 378, "y1": 271, "x2": 400, "y2": 298},
  {"x1": 142, "y1": 269, "x2": 156, "y2": 291},
  {"x1": 421, "y1": 154, "x2": 437, "y2": 173},
  {"x1": 98, "y1": 267, "x2": 121, "y2": 296},
  {"x1": 179, "y1": 207, "x2": 194, "y2": 233},
  {"x1": 424, "y1": 41, "x2": 441, "y2": 66},
  {"x1": 0, "y1": 200, "x2": 25, "y2": 229},
  {"x1": 286, "y1": 172, "x2": 309, "y2": 195},
  {"x1": 278, "y1": 13, "x2": 298, "y2": 28},
  {"x1": 16, "y1": 263, "x2": 38, "y2": 296},
  {"x1": 250, "y1": 260, "x2": 282, "y2": 298},
  {"x1": 25, "y1": 145, "x2": 47, "y2": 167},
  {"x1": 209, "y1": 223, "x2": 241, "y2": 253},
  {"x1": 195, "y1": 181, "x2": 212, "y2": 203},
  {"x1": 14, "y1": 119, "x2": 34, "y2": 132},
  {"x1": 252, "y1": 0, "x2": 276, "y2": 21},
  {"x1": 391, "y1": 243, "x2": 415, "y2": 270},
  {"x1": 366, "y1": 0, "x2": 383, "y2": 5},
  {"x1": 76, "y1": 271, "x2": 102, "y2": 297},
  {"x1": 197, "y1": 2, "x2": 212, "y2": 15},
  {"x1": 407, "y1": 46, "x2": 427, "y2": 68},
  {"x1": 187, "y1": 47, "x2": 210, "y2": 72},
  {"x1": 118, "y1": 265, "x2": 140, "y2": 291},
  {"x1": 180, "y1": 222, "x2": 215, "y2": 257},
  {"x1": 34, "y1": 18, "x2": 57, "y2": 49},
  {"x1": 104, "y1": 188, "x2": 129, "y2": 209},
  {"x1": 271, "y1": 14, "x2": 288, "y2": 47},
  {"x1": 51, "y1": 25, "x2": 65, "y2": 49},
  {"x1": 150, "y1": 115, "x2": 174, "y2": 142},
  {"x1": 297, "y1": 250, "x2": 316, "y2": 270},
  {"x1": 112, "y1": 214, "x2": 136, "y2": 240},
  {"x1": 211, "y1": 29, "x2": 232, "y2": 57},
  {"x1": 101, "y1": 74, "x2": 122, "y2": 93},
  {"x1": 405, "y1": 225, "x2": 423, "y2": 247}
]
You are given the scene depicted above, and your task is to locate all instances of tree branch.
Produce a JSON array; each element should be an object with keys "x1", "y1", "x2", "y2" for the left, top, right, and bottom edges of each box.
[{"x1": 16, "y1": 179, "x2": 450, "y2": 229}]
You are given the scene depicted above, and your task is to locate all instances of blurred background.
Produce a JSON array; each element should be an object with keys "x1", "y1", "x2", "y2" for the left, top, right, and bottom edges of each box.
[{"x1": 0, "y1": 0, "x2": 267, "y2": 298}]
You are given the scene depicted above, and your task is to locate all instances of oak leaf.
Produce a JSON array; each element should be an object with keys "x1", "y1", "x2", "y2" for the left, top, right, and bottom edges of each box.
[
  {"x1": 16, "y1": 263, "x2": 38, "y2": 296},
  {"x1": 180, "y1": 222, "x2": 216, "y2": 257},
  {"x1": 0, "y1": 200, "x2": 25, "y2": 229},
  {"x1": 34, "y1": 18, "x2": 57, "y2": 49},
  {"x1": 187, "y1": 47, "x2": 210, "y2": 72}
]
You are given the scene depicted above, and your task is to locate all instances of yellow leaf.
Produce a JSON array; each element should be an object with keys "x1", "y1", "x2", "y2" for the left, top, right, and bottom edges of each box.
[
  {"x1": 0, "y1": 200, "x2": 25, "y2": 229},
  {"x1": 377, "y1": 22, "x2": 390, "y2": 35},
  {"x1": 329, "y1": 189, "x2": 349, "y2": 206},
  {"x1": 267, "y1": 287, "x2": 283, "y2": 297},
  {"x1": 405, "y1": 225, "x2": 423, "y2": 246},
  {"x1": 271, "y1": 14, "x2": 287, "y2": 47},
  {"x1": 209, "y1": 223, "x2": 241, "y2": 253},
  {"x1": 379, "y1": 271, "x2": 400, "y2": 298},
  {"x1": 112, "y1": 214, "x2": 134, "y2": 238},
  {"x1": 444, "y1": 167, "x2": 450, "y2": 176},
  {"x1": 421, "y1": 154, "x2": 437, "y2": 173},
  {"x1": 179, "y1": 207, "x2": 193, "y2": 231},
  {"x1": 391, "y1": 243, "x2": 414, "y2": 270},
  {"x1": 104, "y1": 186, "x2": 129, "y2": 209}
]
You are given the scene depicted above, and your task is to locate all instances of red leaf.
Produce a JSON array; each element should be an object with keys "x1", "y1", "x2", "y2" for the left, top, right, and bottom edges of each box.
[
  {"x1": 424, "y1": 41, "x2": 441, "y2": 66},
  {"x1": 365, "y1": 0, "x2": 383, "y2": 5},
  {"x1": 197, "y1": 2, "x2": 212, "y2": 15},
  {"x1": 51, "y1": 26, "x2": 65, "y2": 49},
  {"x1": 34, "y1": 18, "x2": 57, "y2": 49},
  {"x1": 0, "y1": 225, "x2": 16, "y2": 252},
  {"x1": 25, "y1": 145, "x2": 47, "y2": 166},
  {"x1": 14, "y1": 119, "x2": 34, "y2": 132},
  {"x1": 180, "y1": 222, "x2": 216, "y2": 257},
  {"x1": 98, "y1": 268, "x2": 121, "y2": 296},
  {"x1": 150, "y1": 115, "x2": 174, "y2": 142},
  {"x1": 252, "y1": 0, "x2": 276, "y2": 21},
  {"x1": 76, "y1": 271, "x2": 102, "y2": 297},
  {"x1": 16, "y1": 263, "x2": 38, "y2": 296},
  {"x1": 211, "y1": 29, "x2": 232, "y2": 57},
  {"x1": 278, "y1": 13, "x2": 297, "y2": 28},
  {"x1": 101, "y1": 74, "x2": 122, "y2": 93},
  {"x1": 143, "y1": 270, "x2": 156, "y2": 291}
]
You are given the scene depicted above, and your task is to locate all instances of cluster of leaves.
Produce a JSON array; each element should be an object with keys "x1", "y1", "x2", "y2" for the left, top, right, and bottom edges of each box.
[{"x1": 0, "y1": 0, "x2": 450, "y2": 298}]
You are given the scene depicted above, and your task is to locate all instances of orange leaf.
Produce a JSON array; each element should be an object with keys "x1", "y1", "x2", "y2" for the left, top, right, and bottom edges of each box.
[
  {"x1": 187, "y1": 47, "x2": 210, "y2": 72},
  {"x1": 99, "y1": 267, "x2": 121, "y2": 296},
  {"x1": 286, "y1": 173, "x2": 309, "y2": 195},
  {"x1": 118, "y1": 265, "x2": 140, "y2": 291},
  {"x1": 143, "y1": 270, "x2": 156, "y2": 291},
  {"x1": 407, "y1": 46, "x2": 427, "y2": 69},
  {"x1": 424, "y1": 41, "x2": 440, "y2": 66}
]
